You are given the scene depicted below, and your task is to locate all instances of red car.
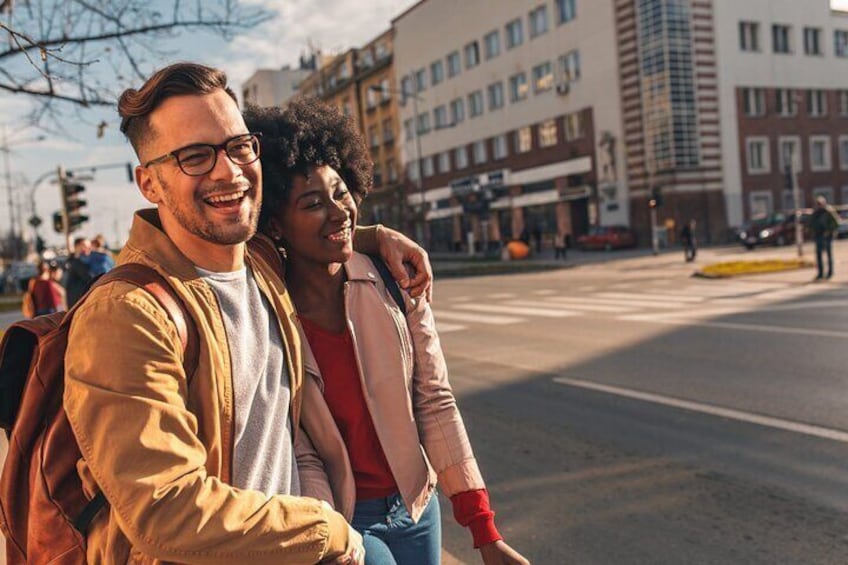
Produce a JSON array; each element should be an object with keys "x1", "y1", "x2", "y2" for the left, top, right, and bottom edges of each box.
[{"x1": 577, "y1": 225, "x2": 638, "y2": 251}]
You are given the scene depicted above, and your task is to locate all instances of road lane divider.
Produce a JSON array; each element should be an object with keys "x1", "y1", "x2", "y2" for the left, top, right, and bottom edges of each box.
[{"x1": 552, "y1": 376, "x2": 848, "y2": 443}]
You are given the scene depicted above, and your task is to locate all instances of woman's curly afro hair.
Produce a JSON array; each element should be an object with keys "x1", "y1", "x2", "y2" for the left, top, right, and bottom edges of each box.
[{"x1": 244, "y1": 97, "x2": 373, "y2": 231}]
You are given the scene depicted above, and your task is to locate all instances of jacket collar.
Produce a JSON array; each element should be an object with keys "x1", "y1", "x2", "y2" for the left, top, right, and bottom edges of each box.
[
  {"x1": 343, "y1": 251, "x2": 382, "y2": 284},
  {"x1": 119, "y1": 208, "x2": 215, "y2": 281}
]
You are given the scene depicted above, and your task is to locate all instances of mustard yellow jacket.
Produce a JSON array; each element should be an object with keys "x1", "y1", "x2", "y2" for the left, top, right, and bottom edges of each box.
[{"x1": 64, "y1": 209, "x2": 350, "y2": 564}]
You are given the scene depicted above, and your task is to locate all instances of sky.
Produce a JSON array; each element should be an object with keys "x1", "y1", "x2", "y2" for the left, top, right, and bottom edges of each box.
[{"x1": 0, "y1": 0, "x2": 418, "y2": 249}]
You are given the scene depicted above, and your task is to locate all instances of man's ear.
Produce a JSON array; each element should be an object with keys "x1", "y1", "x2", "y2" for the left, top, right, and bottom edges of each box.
[{"x1": 136, "y1": 165, "x2": 162, "y2": 204}]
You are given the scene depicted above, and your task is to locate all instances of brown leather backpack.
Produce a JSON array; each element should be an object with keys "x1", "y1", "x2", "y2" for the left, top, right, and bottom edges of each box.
[{"x1": 0, "y1": 264, "x2": 198, "y2": 564}]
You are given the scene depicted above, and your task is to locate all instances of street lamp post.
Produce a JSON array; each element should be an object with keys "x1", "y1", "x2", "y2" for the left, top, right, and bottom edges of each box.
[
  {"x1": 369, "y1": 79, "x2": 428, "y2": 248},
  {"x1": 1, "y1": 125, "x2": 45, "y2": 259}
]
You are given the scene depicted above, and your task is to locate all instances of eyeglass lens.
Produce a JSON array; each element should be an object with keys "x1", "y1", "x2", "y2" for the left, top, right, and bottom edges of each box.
[{"x1": 176, "y1": 135, "x2": 259, "y2": 176}]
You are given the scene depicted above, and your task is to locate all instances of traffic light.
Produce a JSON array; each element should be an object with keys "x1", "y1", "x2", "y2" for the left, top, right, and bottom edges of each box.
[
  {"x1": 650, "y1": 185, "x2": 664, "y2": 207},
  {"x1": 61, "y1": 180, "x2": 89, "y2": 234},
  {"x1": 52, "y1": 211, "x2": 65, "y2": 234}
]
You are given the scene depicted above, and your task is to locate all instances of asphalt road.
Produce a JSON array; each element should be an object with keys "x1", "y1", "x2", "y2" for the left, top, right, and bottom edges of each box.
[{"x1": 435, "y1": 245, "x2": 848, "y2": 564}]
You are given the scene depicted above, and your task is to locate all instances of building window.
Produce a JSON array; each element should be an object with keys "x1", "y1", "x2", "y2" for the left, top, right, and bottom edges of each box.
[
  {"x1": 401, "y1": 76, "x2": 414, "y2": 96},
  {"x1": 750, "y1": 191, "x2": 773, "y2": 218},
  {"x1": 403, "y1": 118, "x2": 414, "y2": 141},
  {"x1": 447, "y1": 51, "x2": 461, "y2": 77},
  {"x1": 509, "y1": 72, "x2": 529, "y2": 102},
  {"x1": 438, "y1": 151, "x2": 451, "y2": 174},
  {"x1": 422, "y1": 156, "x2": 434, "y2": 178},
  {"x1": 473, "y1": 140, "x2": 487, "y2": 164},
  {"x1": 839, "y1": 136, "x2": 848, "y2": 170},
  {"x1": 450, "y1": 98, "x2": 465, "y2": 124},
  {"x1": 382, "y1": 118, "x2": 394, "y2": 143},
  {"x1": 468, "y1": 90, "x2": 484, "y2": 117},
  {"x1": 455, "y1": 146, "x2": 468, "y2": 169},
  {"x1": 532, "y1": 62, "x2": 553, "y2": 93},
  {"x1": 746, "y1": 137, "x2": 770, "y2": 173},
  {"x1": 515, "y1": 126, "x2": 532, "y2": 153},
  {"x1": 836, "y1": 30, "x2": 848, "y2": 57},
  {"x1": 564, "y1": 112, "x2": 584, "y2": 140},
  {"x1": 379, "y1": 78, "x2": 391, "y2": 101},
  {"x1": 366, "y1": 87, "x2": 378, "y2": 109},
  {"x1": 742, "y1": 88, "x2": 765, "y2": 116},
  {"x1": 375, "y1": 41, "x2": 387, "y2": 60},
  {"x1": 810, "y1": 136, "x2": 832, "y2": 171},
  {"x1": 529, "y1": 5, "x2": 548, "y2": 38},
  {"x1": 342, "y1": 99, "x2": 352, "y2": 116},
  {"x1": 373, "y1": 163, "x2": 382, "y2": 187},
  {"x1": 368, "y1": 125, "x2": 379, "y2": 149},
  {"x1": 506, "y1": 18, "x2": 523, "y2": 49},
  {"x1": 538, "y1": 119, "x2": 558, "y2": 148},
  {"x1": 804, "y1": 27, "x2": 823, "y2": 56},
  {"x1": 415, "y1": 68, "x2": 427, "y2": 92},
  {"x1": 775, "y1": 89, "x2": 797, "y2": 117},
  {"x1": 556, "y1": 0, "x2": 576, "y2": 24},
  {"x1": 739, "y1": 21, "x2": 759, "y2": 52},
  {"x1": 772, "y1": 24, "x2": 791, "y2": 54},
  {"x1": 434, "y1": 105, "x2": 449, "y2": 129},
  {"x1": 484, "y1": 30, "x2": 501, "y2": 59},
  {"x1": 430, "y1": 60, "x2": 444, "y2": 86},
  {"x1": 559, "y1": 50, "x2": 581, "y2": 82},
  {"x1": 487, "y1": 82, "x2": 505, "y2": 110},
  {"x1": 840, "y1": 91, "x2": 848, "y2": 116},
  {"x1": 807, "y1": 90, "x2": 827, "y2": 117},
  {"x1": 386, "y1": 159, "x2": 397, "y2": 183},
  {"x1": 842, "y1": 185, "x2": 848, "y2": 204},
  {"x1": 416, "y1": 112, "x2": 431, "y2": 135},
  {"x1": 778, "y1": 136, "x2": 801, "y2": 173},
  {"x1": 493, "y1": 134, "x2": 508, "y2": 160},
  {"x1": 407, "y1": 161, "x2": 419, "y2": 181},
  {"x1": 464, "y1": 41, "x2": 480, "y2": 69}
]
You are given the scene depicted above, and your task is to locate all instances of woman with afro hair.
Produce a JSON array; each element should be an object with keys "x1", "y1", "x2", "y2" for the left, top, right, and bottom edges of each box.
[{"x1": 244, "y1": 98, "x2": 528, "y2": 565}]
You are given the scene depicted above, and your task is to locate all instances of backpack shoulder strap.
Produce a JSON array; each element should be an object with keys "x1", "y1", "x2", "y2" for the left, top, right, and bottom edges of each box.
[
  {"x1": 366, "y1": 254, "x2": 406, "y2": 316},
  {"x1": 93, "y1": 264, "x2": 199, "y2": 377}
]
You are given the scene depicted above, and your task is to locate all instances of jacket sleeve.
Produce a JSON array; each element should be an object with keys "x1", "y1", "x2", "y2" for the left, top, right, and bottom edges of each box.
[
  {"x1": 64, "y1": 283, "x2": 350, "y2": 564},
  {"x1": 405, "y1": 295, "x2": 486, "y2": 497},
  {"x1": 295, "y1": 426, "x2": 336, "y2": 508}
]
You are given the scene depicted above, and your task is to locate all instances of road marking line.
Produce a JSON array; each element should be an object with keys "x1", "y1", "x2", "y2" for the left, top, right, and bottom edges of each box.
[
  {"x1": 434, "y1": 310, "x2": 521, "y2": 324},
  {"x1": 506, "y1": 299, "x2": 638, "y2": 313},
  {"x1": 454, "y1": 303, "x2": 578, "y2": 317},
  {"x1": 533, "y1": 289, "x2": 557, "y2": 295},
  {"x1": 487, "y1": 293, "x2": 517, "y2": 299},
  {"x1": 596, "y1": 292, "x2": 706, "y2": 303},
  {"x1": 628, "y1": 318, "x2": 848, "y2": 339},
  {"x1": 552, "y1": 376, "x2": 848, "y2": 443},
  {"x1": 546, "y1": 296, "x2": 680, "y2": 309},
  {"x1": 435, "y1": 322, "x2": 467, "y2": 333},
  {"x1": 450, "y1": 296, "x2": 472, "y2": 302}
]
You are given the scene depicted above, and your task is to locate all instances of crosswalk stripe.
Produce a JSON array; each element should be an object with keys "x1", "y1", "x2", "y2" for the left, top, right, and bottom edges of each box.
[
  {"x1": 486, "y1": 293, "x2": 517, "y2": 299},
  {"x1": 434, "y1": 310, "x2": 521, "y2": 324},
  {"x1": 533, "y1": 289, "x2": 557, "y2": 296},
  {"x1": 435, "y1": 322, "x2": 467, "y2": 333},
  {"x1": 454, "y1": 303, "x2": 578, "y2": 317},
  {"x1": 505, "y1": 299, "x2": 638, "y2": 313},
  {"x1": 545, "y1": 296, "x2": 681, "y2": 309},
  {"x1": 595, "y1": 292, "x2": 705, "y2": 303}
]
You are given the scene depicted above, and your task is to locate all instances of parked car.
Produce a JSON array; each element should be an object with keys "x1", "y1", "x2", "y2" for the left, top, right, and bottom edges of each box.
[
  {"x1": 2, "y1": 261, "x2": 38, "y2": 293},
  {"x1": 577, "y1": 225, "x2": 638, "y2": 251},
  {"x1": 835, "y1": 205, "x2": 848, "y2": 239},
  {"x1": 736, "y1": 210, "x2": 811, "y2": 249}
]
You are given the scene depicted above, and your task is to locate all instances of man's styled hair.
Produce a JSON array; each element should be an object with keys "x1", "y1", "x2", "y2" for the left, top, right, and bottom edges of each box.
[
  {"x1": 243, "y1": 97, "x2": 373, "y2": 232},
  {"x1": 118, "y1": 62, "x2": 238, "y2": 154}
]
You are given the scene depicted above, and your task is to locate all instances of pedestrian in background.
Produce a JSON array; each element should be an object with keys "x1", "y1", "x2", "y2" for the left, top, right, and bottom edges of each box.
[
  {"x1": 554, "y1": 231, "x2": 567, "y2": 260},
  {"x1": 88, "y1": 233, "x2": 115, "y2": 276},
  {"x1": 811, "y1": 195, "x2": 840, "y2": 280},
  {"x1": 681, "y1": 219, "x2": 697, "y2": 262},
  {"x1": 64, "y1": 236, "x2": 92, "y2": 307},
  {"x1": 29, "y1": 260, "x2": 65, "y2": 316},
  {"x1": 246, "y1": 98, "x2": 529, "y2": 565}
]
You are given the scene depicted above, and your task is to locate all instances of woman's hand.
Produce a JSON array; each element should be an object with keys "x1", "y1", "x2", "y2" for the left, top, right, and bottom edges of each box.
[
  {"x1": 479, "y1": 540, "x2": 530, "y2": 565},
  {"x1": 376, "y1": 225, "x2": 433, "y2": 302}
]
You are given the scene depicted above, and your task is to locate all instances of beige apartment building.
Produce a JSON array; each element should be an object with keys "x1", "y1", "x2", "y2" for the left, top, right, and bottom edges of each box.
[{"x1": 241, "y1": 64, "x2": 314, "y2": 108}]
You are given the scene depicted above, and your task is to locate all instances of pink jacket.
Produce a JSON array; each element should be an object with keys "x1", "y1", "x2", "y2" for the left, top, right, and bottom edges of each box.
[{"x1": 295, "y1": 252, "x2": 486, "y2": 522}]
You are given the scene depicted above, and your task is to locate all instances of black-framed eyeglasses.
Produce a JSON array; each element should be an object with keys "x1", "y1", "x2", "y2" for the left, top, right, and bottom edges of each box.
[{"x1": 143, "y1": 132, "x2": 262, "y2": 177}]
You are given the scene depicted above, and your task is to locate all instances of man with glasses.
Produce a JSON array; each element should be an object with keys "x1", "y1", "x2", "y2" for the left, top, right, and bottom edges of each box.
[{"x1": 63, "y1": 62, "x2": 429, "y2": 564}]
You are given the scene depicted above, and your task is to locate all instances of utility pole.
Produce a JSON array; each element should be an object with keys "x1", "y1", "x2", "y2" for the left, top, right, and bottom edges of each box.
[
  {"x1": 2, "y1": 125, "x2": 15, "y2": 245},
  {"x1": 784, "y1": 145, "x2": 803, "y2": 258}
]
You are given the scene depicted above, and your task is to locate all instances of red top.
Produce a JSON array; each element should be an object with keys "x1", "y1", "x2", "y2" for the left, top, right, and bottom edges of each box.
[
  {"x1": 300, "y1": 317, "x2": 397, "y2": 500},
  {"x1": 30, "y1": 279, "x2": 62, "y2": 313},
  {"x1": 300, "y1": 316, "x2": 502, "y2": 548}
]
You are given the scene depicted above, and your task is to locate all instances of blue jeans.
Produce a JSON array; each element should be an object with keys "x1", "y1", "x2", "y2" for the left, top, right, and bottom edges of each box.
[
  {"x1": 815, "y1": 235, "x2": 833, "y2": 278},
  {"x1": 351, "y1": 492, "x2": 441, "y2": 565}
]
